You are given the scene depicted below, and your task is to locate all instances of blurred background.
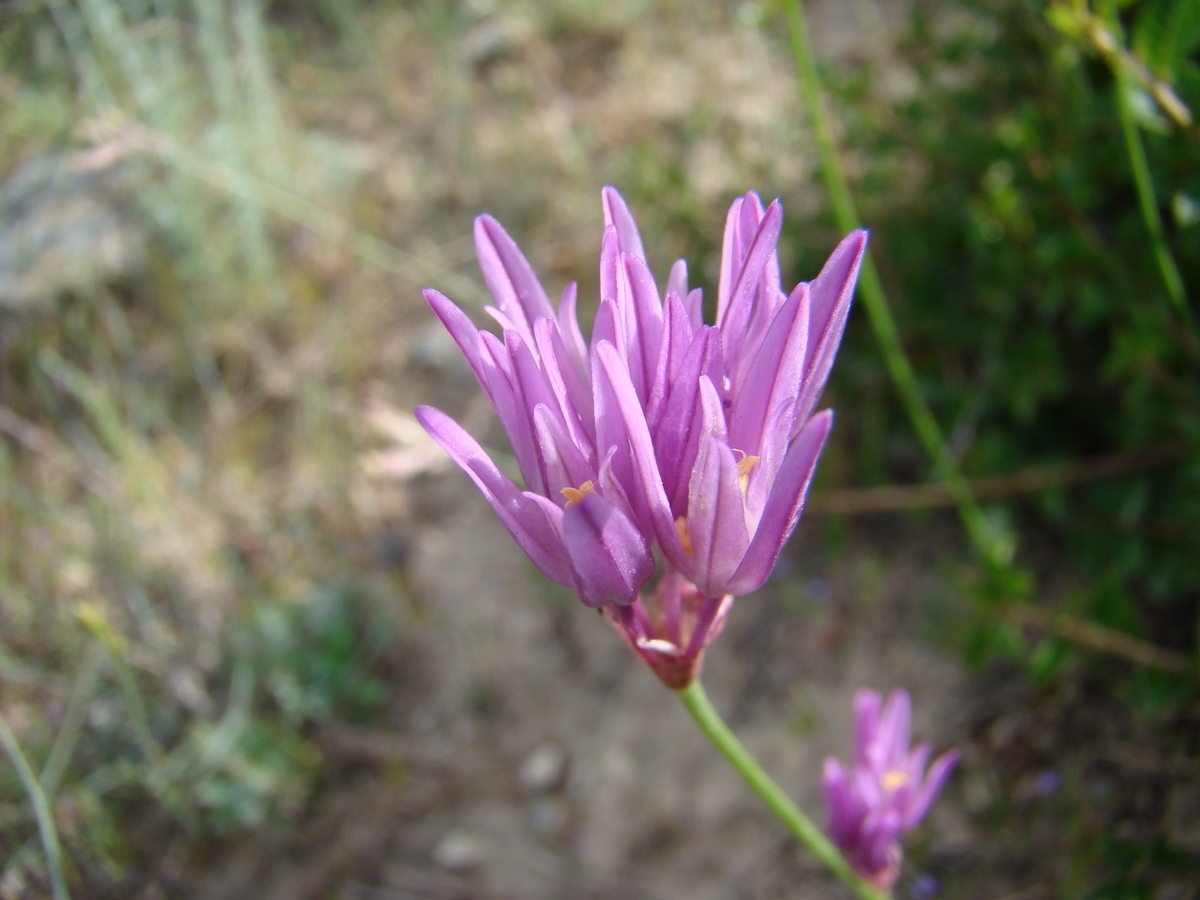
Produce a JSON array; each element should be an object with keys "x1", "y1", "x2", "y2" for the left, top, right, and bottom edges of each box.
[{"x1": 1, "y1": 0, "x2": 1198, "y2": 897}]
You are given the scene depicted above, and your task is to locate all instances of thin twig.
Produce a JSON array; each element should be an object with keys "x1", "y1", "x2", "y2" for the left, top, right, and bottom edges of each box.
[
  {"x1": 1001, "y1": 603, "x2": 1194, "y2": 675},
  {"x1": 1071, "y1": 5, "x2": 1196, "y2": 135},
  {"x1": 0, "y1": 708, "x2": 71, "y2": 899},
  {"x1": 808, "y1": 441, "x2": 1189, "y2": 515}
]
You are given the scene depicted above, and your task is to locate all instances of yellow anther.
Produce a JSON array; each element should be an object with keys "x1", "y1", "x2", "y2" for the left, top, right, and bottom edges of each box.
[
  {"x1": 561, "y1": 480, "x2": 595, "y2": 507},
  {"x1": 882, "y1": 769, "x2": 910, "y2": 791},
  {"x1": 675, "y1": 516, "x2": 693, "y2": 556},
  {"x1": 735, "y1": 451, "x2": 760, "y2": 494}
]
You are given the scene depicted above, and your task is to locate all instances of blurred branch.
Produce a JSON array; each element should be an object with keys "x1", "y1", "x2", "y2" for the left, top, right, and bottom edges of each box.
[
  {"x1": 0, "y1": 708, "x2": 71, "y2": 899},
  {"x1": 1062, "y1": 4, "x2": 1196, "y2": 136},
  {"x1": 1001, "y1": 602, "x2": 1194, "y2": 675},
  {"x1": 808, "y1": 441, "x2": 1189, "y2": 515}
]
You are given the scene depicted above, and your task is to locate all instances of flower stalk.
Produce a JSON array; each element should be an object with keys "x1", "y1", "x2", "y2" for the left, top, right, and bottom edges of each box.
[
  {"x1": 677, "y1": 681, "x2": 889, "y2": 900},
  {"x1": 783, "y1": 0, "x2": 1010, "y2": 575}
]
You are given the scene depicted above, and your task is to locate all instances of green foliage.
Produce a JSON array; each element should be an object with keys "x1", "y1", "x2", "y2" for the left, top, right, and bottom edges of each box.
[
  {"x1": 1085, "y1": 833, "x2": 1198, "y2": 899},
  {"x1": 184, "y1": 715, "x2": 320, "y2": 833},
  {"x1": 240, "y1": 583, "x2": 392, "y2": 729},
  {"x1": 821, "y1": 0, "x2": 1200, "y2": 643}
]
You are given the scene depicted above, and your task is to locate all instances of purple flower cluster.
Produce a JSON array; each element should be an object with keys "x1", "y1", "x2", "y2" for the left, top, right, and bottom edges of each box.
[
  {"x1": 822, "y1": 690, "x2": 959, "y2": 890},
  {"x1": 416, "y1": 187, "x2": 864, "y2": 686}
]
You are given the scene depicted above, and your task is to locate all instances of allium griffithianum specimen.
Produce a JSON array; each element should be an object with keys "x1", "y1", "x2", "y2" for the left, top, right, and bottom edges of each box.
[
  {"x1": 822, "y1": 689, "x2": 960, "y2": 890},
  {"x1": 416, "y1": 187, "x2": 865, "y2": 688}
]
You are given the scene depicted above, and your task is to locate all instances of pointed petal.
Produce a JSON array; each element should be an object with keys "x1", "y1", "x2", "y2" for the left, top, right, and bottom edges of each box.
[
  {"x1": 727, "y1": 410, "x2": 832, "y2": 595},
  {"x1": 601, "y1": 185, "x2": 646, "y2": 261},
  {"x1": 593, "y1": 342, "x2": 689, "y2": 569},
  {"x1": 667, "y1": 258, "x2": 689, "y2": 299},
  {"x1": 717, "y1": 195, "x2": 747, "y2": 324},
  {"x1": 646, "y1": 290, "x2": 697, "y2": 430},
  {"x1": 728, "y1": 281, "x2": 810, "y2": 458},
  {"x1": 563, "y1": 491, "x2": 654, "y2": 606},
  {"x1": 853, "y1": 689, "x2": 883, "y2": 767},
  {"x1": 654, "y1": 328, "x2": 723, "y2": 515},
  {"x1": 623, "y1": 251, "x2": 664, "y2": 403},
  {"x1": 907, "y1": 748, "x2": 959, "y2": 827},
  {"x1": 795, "y1": 229, "x2": 867, "y2": 424},
  {"x1": 720, "y1": 200, "x2": 784, "y2": 371},
  {"x1": 684, "y1": 288, "x2": 704, "y2": 331},
  {"x1": 590, "y1": 297, "x2": 623, "y2": 365},
  {"x1": 599, "y1": 225, "x2": 620, "y2": 303},
  {"x1": 474, "y1": 215, "x2": 555, "y2": 344},
  {"x1": 878, "y1": 690, "x2": 913, "y2": 767},
  {"x1": 716, "y1": 191, "x2": 768, "y2": 322},
  {"x1": 907, "y1": 742, "x2": 933, "y2": 788},
  {"x1": 510, "y1": 328, "x2": 576, "y2": 491},
  {"x1": 416, "y1": 405, "x2": 571, "y2": 586},
  {"x1": 479, "y1": 331, "x2": 543, "y2": 494},
  {"x1": 686, "y1": 431, "x2": 750, "y2": 597},
  {"x1": 821, "y1": 757, "x2": 856, "y2": 845},
  {"x1": 534, "y1": 317, "x2": 596, "y2": 450},
  {"x1": 555, "y1": 281, "x2": 589, "y2": 382},
  {"x1": 424, "y1": 289, "x2": 487, "y2": 390}
]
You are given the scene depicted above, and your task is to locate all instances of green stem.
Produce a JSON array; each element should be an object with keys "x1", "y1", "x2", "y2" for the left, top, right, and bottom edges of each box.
[
  {"x1": 677, "y1": 681, "x2": 888, "y2": 900},
  {"x1": 1112, "y1": 46, "x2": 1196, "y2": 334},
  {"x1": 0, "y1": 708, "x2": 71, "y2": 900},
  {"x1": 783, "y1": 0, "x2": 1010, "y2": 574}
]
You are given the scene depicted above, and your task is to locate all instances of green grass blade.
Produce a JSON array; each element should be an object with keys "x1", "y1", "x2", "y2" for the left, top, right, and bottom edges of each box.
[{"x1": 0, "y1": 708, "x2": 71, "y2": 900}]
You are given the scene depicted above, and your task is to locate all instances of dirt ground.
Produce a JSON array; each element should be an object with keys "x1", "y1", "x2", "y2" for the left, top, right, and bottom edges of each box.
[
  {"x1": 155, "y1": 470, "x2": 968, "y2": 900},
  {"x1": 139, "y1": 487, "x2": 1198, "y2": 899}
]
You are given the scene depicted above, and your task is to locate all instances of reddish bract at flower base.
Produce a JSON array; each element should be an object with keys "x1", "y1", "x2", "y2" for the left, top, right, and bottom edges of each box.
[
  {"x1": 416, "y1": 187, "x2": 865, "y2": 687},
  {"x1": 822, "y1": 690, "x2": 960, "y2": 890}
]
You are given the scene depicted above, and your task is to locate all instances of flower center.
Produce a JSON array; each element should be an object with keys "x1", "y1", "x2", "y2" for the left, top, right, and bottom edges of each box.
[
  {"x1": 561, "y1": 480, "x2": 596, "y2": 507},
  {"x1": 882, "y1": 769, "x2": 910, "y2": 791}
]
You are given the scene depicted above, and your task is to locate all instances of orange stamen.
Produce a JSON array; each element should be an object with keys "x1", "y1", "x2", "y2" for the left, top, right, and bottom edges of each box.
[
  {"x1": 675, "y1": 516, "x2": 693, "y2": 556},
  {"x1": 561, "y1": 480, "x2": 596, "y2": 507},
  {"x1": 735, "y1": 451, "x2": 760, "y2": 493}
]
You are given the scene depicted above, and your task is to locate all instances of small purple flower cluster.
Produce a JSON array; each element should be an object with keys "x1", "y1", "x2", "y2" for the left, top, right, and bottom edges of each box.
[
  {"x1": 822, "y1": 689, "x2": 960, "y2": 890},
  {"x1": 417, "y1": 187, "x2": 864, "y2": 687}
]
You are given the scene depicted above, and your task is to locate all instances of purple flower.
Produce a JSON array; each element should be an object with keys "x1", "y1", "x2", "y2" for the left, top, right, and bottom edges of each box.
[
  {"x1": 1033, "y1": 768, "x2": 1062, "y2": 797},
  {"x1": 416, "y1": 187, "x2": 864, "y2": 685},
  {"x1": 822, "y1": 690, "x2": 959, "y2": 890}
]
